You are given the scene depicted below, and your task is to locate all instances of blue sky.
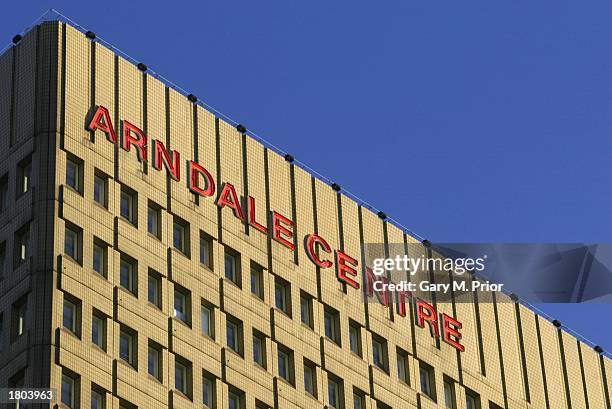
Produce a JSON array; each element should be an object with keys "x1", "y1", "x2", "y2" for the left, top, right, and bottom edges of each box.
[{"x1": 3, "y1": 1, "x2": 611, "y2": 351}]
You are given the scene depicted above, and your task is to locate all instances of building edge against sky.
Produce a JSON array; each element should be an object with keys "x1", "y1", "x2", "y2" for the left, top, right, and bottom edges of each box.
[{"x1": 0, "y1": 18, "x2": 609, "y2": 409}]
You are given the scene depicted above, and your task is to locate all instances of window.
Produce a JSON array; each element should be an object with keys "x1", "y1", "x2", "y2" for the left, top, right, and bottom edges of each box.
[
  {"x1": 119, "y1": 328, "x2": 136, "y2": 368},
  {"x1": 277, "y1": 345, "x2": 294, "y2": 384},
  {"x1": 93, "y1": 170, "x2": 108, "y2": 207},
  {"x1": 63, "y1": 297, "x2": 80, "y2": 336},
  {"x1": 11, "y1": 295, "x2": 27, "y2": 341},
  {"x1": 226, "y1": 315, "x2": 243, "y2": 356},
  {"x1": 419, "y1": 361, "x2": 436, "y2": 401},
  {"x1": 255, "y1": 400, "x2": 270, "y2": 409},
  {"x1": 224, "y1": 248, "x2": 240, "y2": 286},
  {"x1": 376, "y1": 401, "x2": 392, "y2": 409},
  {"x1": 252, "y1": 330, "x2": 266, "y2": 368},
  {"x1": 274, "y1": 276, "x2": 291, "y2": 316},
  {"x1": 465, "y1": 389, "x2": 481, "y2": 409},
  {"x1": 148, "y1": 341, "x2": 162, "y2": 380},
  {"x1": 304, "y1": 359, "x2": 317, "y2": 397},
  {"x1": 147, "y1": 202, "x2": 161, "y2": 238},
  {"x1": 174, "y1": 286, "x2": 191, "y2": 325},
  {"x1": 119, "y1": 256, "x2": 136, "y2": 295},
  {"x1": 92, "y1": 311, "x2": 106, "y2": 349},
  {"x1": 444, "y1": 377, "x2": 457, "y2": 409},
  {"x1": 17, "y1": 154, "x2": 32, "y2": 196},
  {"x1": 349, "y1": 321, "x2": 361, "y2": 357},
  {"x1": 0, "y1": 173, "x2": 8, "y2": 212},
  {"x1": 119, "y1": 399, "x2": 137, "y2": 409},
  {"x1": 64, "y1": 224, "x2": 82, "y2": 263},
  {"x1": 91, "y1": 386, "x2": 105, "y2": 409},
  {"x1": 61, "y1": 372, "x2": 77, "y2": 408},
  {"x1": 327, "y1": 374, "x2": 343, "y2": 409},
  {"x1": 372, "y1": 335, "x2": 388, "y2": 372},
  {"x1": 489, "y1": 402, "x2": 503, "y2": 409},
  {"x1": 175, "y1": 357, "x2": 192, "y2": 399},
  {"x1": 353, "y1": 388, "x2": 366, "y2": 409},
  {"x1": 250, "y1": 262, "x2": 264, "y2": 299},
  {"x1": 201, "y1": 302, "x2": 214, "y2": 338},
  {"x1": 324, "y1": 306, "x2": 341, "y2": 345},
  {"x1": 397, "y1": 347, "x2": 409, "y2": 383},
  {"x1": 66, "y1": 155, "x2": 83, "y2": 193},
  {"x1": 199, "y1": 232, "x2": 213, "y2": 268},
  {"x1": 120, "y1": 186, "x2": 137, "y2": 225},
  {"x1": 300, "y1": 291, "x2": 313, "y2": 329},
  {"x1": 228, "y1": 388, "x2": 244, "y2": 409},
  {"x1": 202, "y1": 372, "x2": 216, "y2": 408},
  {"x1": 173, "y1": 217, "x2": 190, "y2": 256},
  {"x1": 148, "y1": 271, "x2": 161, "y2": 308},
  {"x1": 8, "y1": 369, "x2": 25, "y2": 408},
  {"x1": 0, "y1": 241, "x2": 6, "y2": 279},
  {"x1": 93, "y1": 238, "x2": 108, "y2": 277},
  {"x1": 14, "y1": 223, "x2": 30, "y2": 265}
]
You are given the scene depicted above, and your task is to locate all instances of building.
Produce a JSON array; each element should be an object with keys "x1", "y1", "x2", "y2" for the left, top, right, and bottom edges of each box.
[{"x1": 0, "y1": 17, "x2": 610, "y2": 409}]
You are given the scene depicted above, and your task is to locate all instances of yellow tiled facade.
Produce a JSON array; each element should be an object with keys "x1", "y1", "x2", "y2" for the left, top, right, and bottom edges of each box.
[{"x1": 0, "y1": 21, "x2": 610, "y2": 409}]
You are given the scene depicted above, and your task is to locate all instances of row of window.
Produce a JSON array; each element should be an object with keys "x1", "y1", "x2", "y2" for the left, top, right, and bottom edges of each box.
[
  {"x1": 65, "y1": 155, "x2": 197, "y2": 256},
  {"x1": 60, "y1": 366, "x2": 268, "y2": 409},
  {"x1": 0, "y1": 153, "x2": 33, "y2": 214},
  {"x1": 0, "y1": 295, "x2": 27, "y2": 350},
  {"x1": 61, "y1": 288, "x2": 498, "y2": 409},
  {"x1": 0, "y1": 222, "x2": 31, "y2": 279}
]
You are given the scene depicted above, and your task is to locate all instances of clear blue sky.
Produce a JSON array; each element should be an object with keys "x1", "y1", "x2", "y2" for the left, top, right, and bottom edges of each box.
[{"x1": 3, "y1": 1, "x2": 611, "y2": 351}]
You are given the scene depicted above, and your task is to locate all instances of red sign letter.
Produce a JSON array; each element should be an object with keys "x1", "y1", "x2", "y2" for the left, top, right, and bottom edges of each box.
[
  {"x1": 272, "y1": 211, "x2": 295, "y2": 251},
  {"x1": 365, "y1": 267, "x2": 390, "y2": 306},
  {"x1": 442, "y1": 313, "x2": 465, "y2": 352},
  {"x1": 248, "y1": 197, "x2": 268, "y2": 234},
  {"x1": 397, "y1": 290, "x2": 411, "y2": 317},
  {"x1": 335, "y1": 251, "x2": 359, "y2": 289},
  {"x1": 416, "y1": 299, "x2": 439, "y2": 338},
  {"x1": 188, "y1": 161, "x2": 215, "y2": 197},
  {"x1": 87, "y1": 106, "x2": 117, "y2": 143},
  {"x1": 121, "y1": 120, "x2": 148, "y2": 161},
  {"x1": 152, "y1": 139, "x2": 180, "y2": 181},
  {"x1": 305, "y1": 234, "x2": 332, "y2": 268},
  {"x1": 216, "y1": 183, "x2": 244, "y2": 220}
]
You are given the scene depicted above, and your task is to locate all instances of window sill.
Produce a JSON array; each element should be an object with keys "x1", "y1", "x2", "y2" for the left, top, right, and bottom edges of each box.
[
  {"x1": 63, "y1": 254, "x2": 83, "y2": 267},
  {"x1": 60, "y1": 327, "x2": 81, "y2": 340},
  {"x1": 173, "y1": 389, "x2": 193, "y2": 402},
  {"x1": 92, "y1": 268, "x2": 108, "y2": 280},
  {"x1": 90, "y1": 343, "x2": 107, "y2": 354},
  {"x1": 147, "y1": 232, "x2": 162, "y2": 242},
  {"x1": 119, "y1": 216, "x2": 137, "y2": 228},
  {"x1": 373, "y1": 364, "x2": 390, "y2": 376},
  {"x1": 147, "y1": 301, "x2": 162, "y2": 311},
  {"x1": 274, "y1": 308, "x2": 292, "y2": 319},
  {"x1": 64, "y1": 184, "x2": 84, "y2": 197},
  {"x1": 277, "y1": 377, "x2": 295, "y2": 389},
  {"x1": 253, "y1": 362, "x2": 267, "y2": 372},
  {"x1": 223, "y1": 277, "x2": 242, "y2": 290},
  {"x1": 225, "y1": 347, "x2": 244, "y2": 359},
  {"x1": 147, "y1": 374, "x2": 163, "y2": 385},
  {"x1": 172, "y1": 317, "x2": 192, "y2": 329},
  {"x1": 117, "y1": 357, "x2": 137, "y2": 371},
  {"x1": 92, "y1": 200, "x2": 109, "y2": 211},
  {"x1": 300, "y1": 322, "x2": 314, "y2": 332},
  {"x1": 200, "y1": 333, "x2": 216, "y2": 343},
  {"x1": 117, "y1": 286, "x2": 138, "y2": 299}
]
